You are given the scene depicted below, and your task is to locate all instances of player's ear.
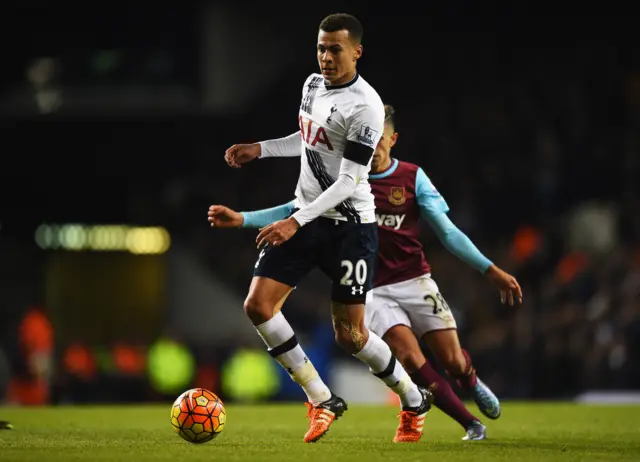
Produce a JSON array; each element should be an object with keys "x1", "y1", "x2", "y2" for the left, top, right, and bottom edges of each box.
[
  {"x1": 354, "y1": 44, "x2": 363, "y2": 61},
  {"x1": 390, "y1": 132, "x2": 399, "y2": 148}
]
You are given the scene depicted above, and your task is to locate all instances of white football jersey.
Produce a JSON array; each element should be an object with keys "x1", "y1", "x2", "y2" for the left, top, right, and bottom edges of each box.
[{"x1": 294, "y1": 72, "x2": 384, "y2": 223}]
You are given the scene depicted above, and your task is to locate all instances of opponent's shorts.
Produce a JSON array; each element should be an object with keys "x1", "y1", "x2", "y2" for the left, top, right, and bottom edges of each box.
[
  {"x1": 364, "y1": 274, "x2": 457, "y2": 337},
  {"x1": 253, "y1": 213, "x2": 377, "y2": 304}
]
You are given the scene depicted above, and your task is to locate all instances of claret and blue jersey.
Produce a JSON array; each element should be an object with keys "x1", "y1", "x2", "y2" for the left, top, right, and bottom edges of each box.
[{"x1": 367, "y1": 158, "x2": 448, "y2": 287}]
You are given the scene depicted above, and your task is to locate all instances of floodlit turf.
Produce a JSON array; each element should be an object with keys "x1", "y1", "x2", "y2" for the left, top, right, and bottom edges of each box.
[{"x1": 1, "y1": 402, "x2": 639, "y2": 461}]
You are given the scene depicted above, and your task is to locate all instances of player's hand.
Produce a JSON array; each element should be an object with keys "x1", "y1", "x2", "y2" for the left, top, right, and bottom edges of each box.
[
  {"x1": 224, "y1": 143, "x2": 261, "y2": 168},
  {"x1": 208, "y1": 205, "x2": 244, "y2": 228},
  {"x1": 256, "y1": 217, "x2": 300, "y2": 249},
  {"x1": 485, "y1": 265, "x2": 523, "y2": 306}
]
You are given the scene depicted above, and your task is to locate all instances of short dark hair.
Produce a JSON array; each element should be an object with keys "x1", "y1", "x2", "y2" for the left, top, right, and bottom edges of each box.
[
  {"x1": 319, "y1": 13, "x2": 363, "y2": 44},
  {"x1": 384, "y1": 104, "x2": 396, "y2": 129}
]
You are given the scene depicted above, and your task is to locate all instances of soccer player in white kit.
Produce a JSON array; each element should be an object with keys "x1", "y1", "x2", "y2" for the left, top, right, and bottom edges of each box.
[
  {"x1": 213, "y1": 105, "x2": 523, "y2": 441},
  {"x1": 222, "y1": 14, "x2": 431, "y2": 444}
]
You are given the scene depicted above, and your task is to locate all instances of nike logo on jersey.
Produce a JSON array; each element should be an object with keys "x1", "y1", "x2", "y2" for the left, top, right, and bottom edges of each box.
[{"x1": 376, "y1": 213, "x2": 406, "y2": 230}]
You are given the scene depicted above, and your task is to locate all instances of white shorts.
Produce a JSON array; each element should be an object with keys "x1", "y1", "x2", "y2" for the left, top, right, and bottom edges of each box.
[{"x1": 364, "y1": 274, "x2": 457, "y2": 338}]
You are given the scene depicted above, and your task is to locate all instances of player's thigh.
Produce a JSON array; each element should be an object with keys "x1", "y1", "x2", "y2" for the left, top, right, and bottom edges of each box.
[
  {"x1": 320, "y1": 220, "x2": 378, "y2": 305},
  {"x1": 400, "y1": 275, "x2": 458, "y2": 337},
  {"x1": 364, "y1": 291, "x2": 411, "y2": 339},
  {"x1": 402, "y1": 278, "x2": 465, "y2": 368},
  {"x1": 252, "y1": 219, "x2": 319, "y2": 292},
  {"x1": 245, "y1": 276, "x2": 294, "y2": 314}
]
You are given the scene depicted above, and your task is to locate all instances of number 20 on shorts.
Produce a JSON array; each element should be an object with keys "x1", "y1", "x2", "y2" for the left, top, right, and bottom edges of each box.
[{"x1": 340, "y1": 259, "x2": 367, "y2": 295}]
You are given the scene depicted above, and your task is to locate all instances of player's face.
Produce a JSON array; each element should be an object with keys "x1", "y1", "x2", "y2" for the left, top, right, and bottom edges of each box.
[
  {"x1": 317, "y1": 30, "x2": 362, "y2": 85},
  {"x1": 372, "y1": 123, "x2": 398, "y2": 172}
]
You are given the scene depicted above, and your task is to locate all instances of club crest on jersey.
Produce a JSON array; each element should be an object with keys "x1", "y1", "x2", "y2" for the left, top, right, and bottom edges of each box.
[
  {"x1": 326, "y1": 104, "x2": 338, "y2": 124},
  {"x1": 388, "y1": 187, "x2": 406, "y2": 205},
  {"x1": 357, "y1": 124, "x2": 377, "y2": 146}
]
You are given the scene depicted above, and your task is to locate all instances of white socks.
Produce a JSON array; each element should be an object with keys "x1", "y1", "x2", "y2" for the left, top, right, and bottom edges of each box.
[
  {"x1": 353, "y1": 331, "x2": 423, "y2": 409},
  {"x1": 255, "y1": 313, "x2": 422, "y2": 409},
  {"x1": 255, "y1": 312, "x2": 331, "y2": 404}
]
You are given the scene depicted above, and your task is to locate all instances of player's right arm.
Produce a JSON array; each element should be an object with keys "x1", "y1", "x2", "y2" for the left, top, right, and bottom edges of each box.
[
  {"x1": 208, "y1": 201, "x2": 296, "y2": 229},
  {"x1": 225, "y1": 75, "x2": 313, "y2": 168},
  {"x1": 259, "y1": 132, "x2": 302, "y2": 158},
  {"x1": 225, "y1": 132, "x2": 301, "y2": 168}
]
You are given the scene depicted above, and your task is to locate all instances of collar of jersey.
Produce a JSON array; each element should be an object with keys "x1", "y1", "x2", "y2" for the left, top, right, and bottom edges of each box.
[
  {"x1": 324, "y1": 73, "x2": 359, "y2": 90},
  {"x1": 369, "y1": 158, "x2": 398, "y2": 179}
]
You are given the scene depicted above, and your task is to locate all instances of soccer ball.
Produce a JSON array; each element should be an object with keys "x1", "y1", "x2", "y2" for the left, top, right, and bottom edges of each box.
[{"x1": 170, "y1": 388, "x2": 226, "y2": 443}]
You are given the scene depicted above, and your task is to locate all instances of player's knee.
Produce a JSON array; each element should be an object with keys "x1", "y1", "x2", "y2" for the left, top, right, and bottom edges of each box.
[
  {"x1": 243, "y1": 295, "x2": 273, "y2": 325},
  {"x1": 393, "y1": 347, "x2": 424, "y2": 374},
  {"x1": 333, "y1": 321, "x2": 367, "y2": 354},
  {"x1": 383, "y1": 327, "x2": 425, "y2": 373}
]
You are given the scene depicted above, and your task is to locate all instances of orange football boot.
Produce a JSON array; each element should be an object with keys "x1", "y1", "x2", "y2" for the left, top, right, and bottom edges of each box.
[
  {"x1": 394, "y1": 387, "x2": 433, "y2": 443},
  {"x1": 303, "y1": 394, "x2": 347, "y2": 443}
]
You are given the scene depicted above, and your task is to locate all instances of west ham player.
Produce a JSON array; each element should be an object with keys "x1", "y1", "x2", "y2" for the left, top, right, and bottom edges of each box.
[
  {"x1": 221, "y1": 14, "x2": 431, "y2": 443},
  {"x1": 211, "y1": 105, "x2": 523, "y2": 441}
]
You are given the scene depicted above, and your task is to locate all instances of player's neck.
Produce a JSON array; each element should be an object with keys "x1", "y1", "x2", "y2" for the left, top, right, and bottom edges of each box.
[
  {"x1": 373, "y1": 157, "x2": 392, "y2": 174},
  {"x1": 327, "y1": 70, "x2": 357, "y2": 87}
]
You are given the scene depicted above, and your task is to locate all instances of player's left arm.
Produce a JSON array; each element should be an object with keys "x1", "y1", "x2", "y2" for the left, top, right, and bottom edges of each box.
[
  {"x1": 257, "y1": 164, "x2": 369, "y2": 247},
  {"x1": 290, "y1": 103, "x2": 383, "y2": 227},
  {"x1": 290, "y1": 156, "x2": 369, "y2": 227},
  {"x1": 417, "y1": 168, "x2": 523, "y2": 305},
  {"x1": 416, "y1": 167, "x2": 492, "y2": 273},
  {"x1": 256, "y1": 103, "x2": 383, "y2": 248}
]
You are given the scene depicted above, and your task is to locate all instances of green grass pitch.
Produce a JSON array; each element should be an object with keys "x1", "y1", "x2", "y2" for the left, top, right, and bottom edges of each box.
[{"x1": 1, "y1": 402, "x2": 639, "y2": 461}]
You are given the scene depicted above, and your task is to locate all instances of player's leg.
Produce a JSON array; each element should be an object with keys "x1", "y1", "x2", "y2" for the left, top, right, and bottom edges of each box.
[
  {"x1": 245, "y1": 276, "x2": 332, "y2": 406},
  {"x1": 365, "y1": 290, "x2": 484, "y2": 439},
  {"x1": 247, "y1": 223, "x2": 342, "y2": 443},
  {"x1": 330, "y1": 301, "x2": 426, "y2": 408},
  {"x1": 422, "y1": 329, "x2": 500, "y2": 420},
  {"x1": 410, "y1": 276, "x2": 500, "y2": 420},
  {"x1": 383, "y1": 326, "x2": 484, "y2": 436},
  {"x1": 331, "y1": 301, "x2": 431, "y2": 443},
  {"x1": 325, "y1": 220, "x2": 431, "y2": 443}
]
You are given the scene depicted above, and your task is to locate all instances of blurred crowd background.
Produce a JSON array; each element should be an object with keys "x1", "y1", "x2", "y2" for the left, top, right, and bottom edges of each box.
[{"x1": 1, "y1": 2, "x2": 638, "y2": 406}]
